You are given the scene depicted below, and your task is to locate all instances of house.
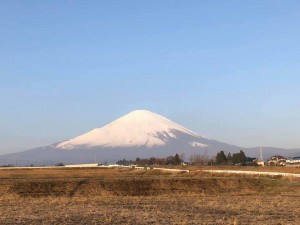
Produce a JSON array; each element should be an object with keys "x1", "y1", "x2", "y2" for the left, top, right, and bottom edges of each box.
[
  {"x1": 254, "y1": 160, "x2": 265, "y2": 166},
  {"x1": 243, "y1": 157, "x2": 258, "y2": 166},
  {"x1": 266, "y1": 155, "x2": 287, "y2": 166},
  {"x1": 286, "y1": 157, "x2": 300, "y2": 165}
]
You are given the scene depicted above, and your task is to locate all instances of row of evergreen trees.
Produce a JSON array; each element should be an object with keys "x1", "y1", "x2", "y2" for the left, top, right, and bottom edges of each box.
[{"x1": 216, "y1": 150, "x2": 247, "y2": 165}]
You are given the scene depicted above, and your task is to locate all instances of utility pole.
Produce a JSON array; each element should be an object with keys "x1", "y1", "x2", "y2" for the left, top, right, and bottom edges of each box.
[{"x1": 260, "y1": 147, "x2": 263, "y2": 161}]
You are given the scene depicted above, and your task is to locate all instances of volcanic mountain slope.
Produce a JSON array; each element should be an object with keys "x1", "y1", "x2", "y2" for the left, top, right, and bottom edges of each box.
[
  {"x1": 2, "y1": 110, "x2": 299, "y2": 165},
  {"x1": 1, "y1": 110, "x2": 238, "y2": 164},
  {"x1": 56, "y1": 110, "x2": 213, "y2": 150},
  {"x1": 53, "y1": 110, "x2": 241, "y2": 155}
]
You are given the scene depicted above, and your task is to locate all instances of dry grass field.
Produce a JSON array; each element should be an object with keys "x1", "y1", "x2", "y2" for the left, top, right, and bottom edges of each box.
[{"x1": 0, "y1": 167, "x2": 300, "y2": 224}]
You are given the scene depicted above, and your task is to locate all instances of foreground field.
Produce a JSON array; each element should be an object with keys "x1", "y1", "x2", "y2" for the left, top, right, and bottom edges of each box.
[{"x1": 0, "y1": 168, "x2": 300, "y2": 224}]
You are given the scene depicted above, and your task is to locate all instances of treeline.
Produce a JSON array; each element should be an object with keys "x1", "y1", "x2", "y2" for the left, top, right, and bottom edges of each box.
[
  {"x1": 189, "y1": 153, "x2": 214, "y2": 166},
  {"x1": 189, "y1": 150, "x2": 248, "y2": 166},
  {"x1": 216, "y1": 150, "x2": 247, "y2": 165},
  {"x1": 116, "y1": 153, "x2": 183, "y2": 166},
  {"x1": 116, "y1": 150, "x2": 249, "y2": 166}
]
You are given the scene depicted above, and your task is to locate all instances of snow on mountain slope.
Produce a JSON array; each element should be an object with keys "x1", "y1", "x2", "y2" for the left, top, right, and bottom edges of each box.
[
  {"x1": 56, "y1": 110, "x2": 210, "y2": 150},
  {"x1": 3, "y1": 110, "x2": 277, "y2": 165}
]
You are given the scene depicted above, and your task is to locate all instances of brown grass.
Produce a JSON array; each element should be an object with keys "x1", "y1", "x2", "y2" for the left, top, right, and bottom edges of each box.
[
  {"x1": 0, "y1": 167, "x2": 300, "y2": 224},
  {"x1": 1, "y1": 194, "x2": 300, "y2": 225}
]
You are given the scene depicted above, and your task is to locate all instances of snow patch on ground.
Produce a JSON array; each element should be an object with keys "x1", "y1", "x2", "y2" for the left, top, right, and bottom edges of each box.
[{"x1": 189, "y1": 141, "x2": 208, "y2": 148}]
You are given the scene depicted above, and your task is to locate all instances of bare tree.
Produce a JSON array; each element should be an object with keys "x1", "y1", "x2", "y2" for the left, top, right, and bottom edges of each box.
[
  {"x1": 189, "y1": 153, "x2": 211, "y2": 166},
  {"x1": 179, "y1": 153, "x2": 185, "y2": 162}
]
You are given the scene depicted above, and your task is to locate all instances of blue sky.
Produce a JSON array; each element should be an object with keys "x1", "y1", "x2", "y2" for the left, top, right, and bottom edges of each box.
[{"x1": 1, "y1": 1, "x2": 300, "y2": 154}]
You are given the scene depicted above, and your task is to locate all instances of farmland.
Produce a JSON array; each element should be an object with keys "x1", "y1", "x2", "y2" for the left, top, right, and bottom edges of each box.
[{"x1": 0, "y1": 167, "x2": 300, "y2": 224}]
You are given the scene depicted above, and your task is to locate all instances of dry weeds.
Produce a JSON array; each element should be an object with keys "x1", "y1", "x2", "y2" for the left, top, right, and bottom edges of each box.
[{"x1": 0, "y1": 168, "x2": 299, "y2": 225}]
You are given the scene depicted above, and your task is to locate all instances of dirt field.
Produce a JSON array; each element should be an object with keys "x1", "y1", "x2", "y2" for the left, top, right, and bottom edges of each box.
[{"x1": 0, "y1": 167, "x2": 300, "y2": 224}]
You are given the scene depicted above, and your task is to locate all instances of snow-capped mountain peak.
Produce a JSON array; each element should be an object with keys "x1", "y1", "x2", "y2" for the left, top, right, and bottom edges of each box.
[
  {"x1": 56, "y1": 110, "x2": 208, "y2": 150},
  {"x1": 1, "y1": 110, "x2": 250, "y2": 165}
]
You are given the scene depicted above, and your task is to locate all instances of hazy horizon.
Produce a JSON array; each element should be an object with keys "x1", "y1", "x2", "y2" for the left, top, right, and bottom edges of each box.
[{"x1": 1, "y1": 1, "x2": 300, "y2": 154}]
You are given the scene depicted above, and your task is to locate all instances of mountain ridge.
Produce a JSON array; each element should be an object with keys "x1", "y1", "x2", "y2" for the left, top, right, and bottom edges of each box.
[{"x1": 1, "y1": 110, "x2": 300, "y2": 165}]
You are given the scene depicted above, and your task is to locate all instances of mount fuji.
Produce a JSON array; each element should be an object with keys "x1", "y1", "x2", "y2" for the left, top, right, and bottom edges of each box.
[
  {"x1": 1, "y1": 110, "x2": 299, "y2": 165},
  {"x1": 56, "y1": 110, "x2": 214, "y2": 150}
]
